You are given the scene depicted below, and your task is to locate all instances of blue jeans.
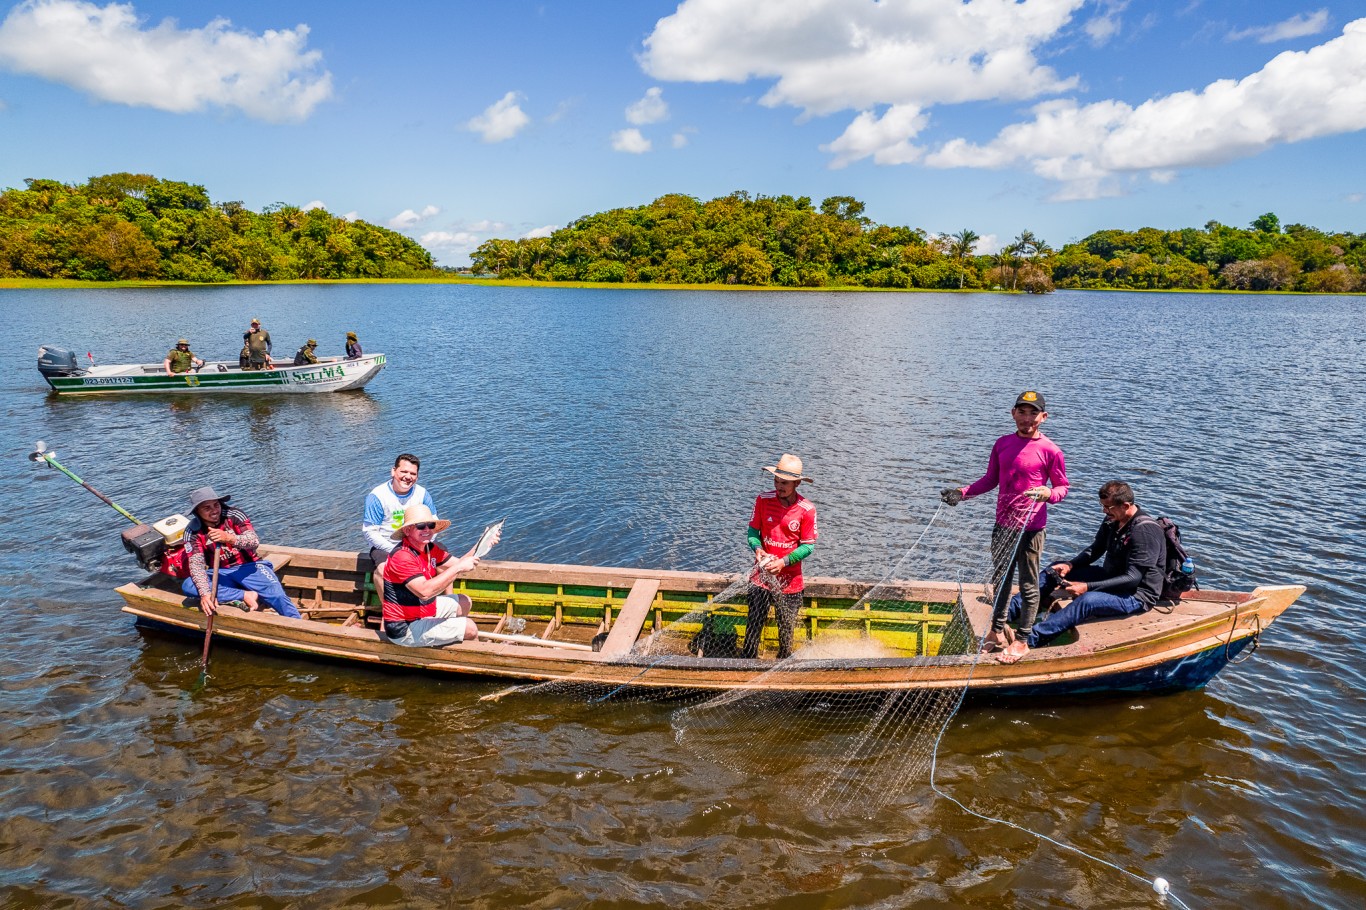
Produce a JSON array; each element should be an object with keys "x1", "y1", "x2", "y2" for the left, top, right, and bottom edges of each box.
[
  {"x1": 1008, "y1": 566, "x2": 1148, "y2": 648},
  {"x1": 181, "y1": 560, "x2": 301, "y2": 618}
]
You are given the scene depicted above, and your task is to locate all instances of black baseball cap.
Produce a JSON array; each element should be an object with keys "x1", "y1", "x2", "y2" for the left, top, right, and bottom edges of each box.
[{"x1": 1014, "y1": 390, "x2": 1046, "y2": 411}]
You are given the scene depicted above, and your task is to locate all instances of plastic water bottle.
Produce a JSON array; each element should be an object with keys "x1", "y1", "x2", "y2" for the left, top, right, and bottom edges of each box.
[{"x1": 1180, "y1": 557, "x2": 1195, "y2": 576}]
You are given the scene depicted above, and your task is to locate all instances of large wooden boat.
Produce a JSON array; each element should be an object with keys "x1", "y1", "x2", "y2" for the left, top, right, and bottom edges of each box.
[
  {"x1": 114, "y1": 544, "x2": 1304, "y2": 697},
  {"x1": 38, "y1": 345, "x2": 385, "y2": 395}
]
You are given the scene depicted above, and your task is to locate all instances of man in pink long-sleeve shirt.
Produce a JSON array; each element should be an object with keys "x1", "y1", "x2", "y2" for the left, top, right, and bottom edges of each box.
[{"x1": 941, "y1": 390, "x2": 1069, "y2": 657}]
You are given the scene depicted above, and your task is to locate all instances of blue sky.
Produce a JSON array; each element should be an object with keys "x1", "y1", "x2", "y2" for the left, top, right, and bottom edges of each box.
[{"x1": 1, "y1": 0, "x2": 1363, "y2": 264}]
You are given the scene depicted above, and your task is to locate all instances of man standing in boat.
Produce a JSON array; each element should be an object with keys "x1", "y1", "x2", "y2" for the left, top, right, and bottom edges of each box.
[
  {"x1": 381, "y1": 504, "x2": 496, "y2": 647},
  {"x1": 941, "y1": 390, "x2": 1069, "y2": 656},
  {"x1": 162, "y1": 338, "x2": 203, "y2": 377},
  {"x1": 743, "y1": 453, "x2": 818, "y2": 660},
  {"x1": 363, "y1": 454, "x2": 436, "y2": 577},
  {"x1": 181, "y1": 486, "x2": 301, "y2": 618},
  {"x1": 243, "y1": 317, "x2": 273, "y2": 370},
  {"x1": 997, "y1": 481, "x2": 1164, "y2": 663}
]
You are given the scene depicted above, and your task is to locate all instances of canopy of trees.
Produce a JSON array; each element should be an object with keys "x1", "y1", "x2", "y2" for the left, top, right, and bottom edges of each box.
[
  {"x1": 0, "y1": 174, "x2": 436, "y2": 281},
  {"x1": 472, "y1": 194, "x2": 1366, "y2": 294}
]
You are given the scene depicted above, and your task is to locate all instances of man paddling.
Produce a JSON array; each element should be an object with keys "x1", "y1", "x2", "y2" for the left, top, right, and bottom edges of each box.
[
  {"x1": 181, "y1": 486, "x2": 300, "y2": 618},
  {"x1": 381, "y1": 504, "x2": 498, "y2": 647},
  {"x1": 743, "y1": 453, "x2": 818, "y2": 660}
]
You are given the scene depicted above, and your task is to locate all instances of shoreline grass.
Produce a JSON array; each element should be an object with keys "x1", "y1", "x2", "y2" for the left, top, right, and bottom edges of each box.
[{"x1": 0, "y1": 276, "x2": 1357, "y2": 295}]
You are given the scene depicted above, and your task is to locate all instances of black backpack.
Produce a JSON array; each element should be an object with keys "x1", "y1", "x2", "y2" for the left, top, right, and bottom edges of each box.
[{"x1": 1138, "y1": 515, "x2": 1197, "y2": 604}]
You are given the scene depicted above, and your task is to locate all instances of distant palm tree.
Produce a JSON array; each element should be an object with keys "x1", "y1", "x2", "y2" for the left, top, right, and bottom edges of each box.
[{"x1": 950, "y1": 228, "x2": 979, "y2": 289}]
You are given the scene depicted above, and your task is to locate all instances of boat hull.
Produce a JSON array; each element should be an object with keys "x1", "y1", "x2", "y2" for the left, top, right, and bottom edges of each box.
[
  {"x1": 114, "y1": 546, "x2": 1303, "y2": 699},
  {"x1": 42, "y1": 354, "x2": 386, "y2": 395}
]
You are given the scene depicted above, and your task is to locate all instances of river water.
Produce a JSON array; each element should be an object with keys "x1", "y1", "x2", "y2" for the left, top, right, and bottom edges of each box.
[{"x1": 0, "y1": 285, "x2": 1362, "y2": 908}]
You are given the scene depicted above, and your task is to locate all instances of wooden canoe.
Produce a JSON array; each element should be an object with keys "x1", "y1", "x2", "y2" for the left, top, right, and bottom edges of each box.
[
  {"x1": 40, "y1": 354, "x2": 386, "y2": 394},
  {"x1": 115, "y1": 544, "x2": 1303, "y2": 697}
]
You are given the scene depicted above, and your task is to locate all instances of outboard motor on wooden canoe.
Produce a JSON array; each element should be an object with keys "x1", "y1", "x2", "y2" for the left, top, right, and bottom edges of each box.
[
  {"x1": 37, "y1": 345, "x2": 83, "y2": 378},
  {"x1": 120, "y1": 514, "x2": 189, "y2": 573}
]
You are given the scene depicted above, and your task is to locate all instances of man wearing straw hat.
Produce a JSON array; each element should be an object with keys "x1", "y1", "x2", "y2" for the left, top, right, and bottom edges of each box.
[
  {"x1": 743, "y1": 453, "x2": 819, "y2": 660},
  {"x1": 162, "y1": 338, "x2": 203, "y2": 377},
  {"x1": 344, "y1": 331, "x2": 362, "y2": 360},
  {"x1": 381, "y1": 503, "x2": 499, "y2": 648},
  {"x1": 181, "y1": 486, "x2": 300, "y2": 618}
]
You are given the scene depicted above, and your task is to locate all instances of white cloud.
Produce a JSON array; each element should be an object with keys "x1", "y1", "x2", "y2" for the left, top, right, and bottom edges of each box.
[
  {"x1": 626, "y1": 86, "x2": 668, "y2": 124},
  {"x1": 611, "y1": 127, "x2": 651, "y2": 153},
  {"x1": 302, "y1": 200, "x2": 325, "y2": 212},
  {"x1": 0, "y1": 0, "x2": 332, "y2": 121},
  {"x1": 642, "y1": 0, "x2": 1084, "y2": 170},
  {"x1": 522, "y1": 225, "x2": 558, "y2": 239},
  {"x1": 1084, "y1": 0, "x2": 1128, "y2": 47},
  {"x1": 1347, "y1": 193, "x2": 1364, "y2": 203},
  {"x1": 388, "y1": 205, "x2": 439, "y2": 229},
  {"x1": 419, "y1": 230, "x2": 481, "y2": 253},
  {"x1": 924, "y1": 19, "x2": 1366, "y2": 199},
  {"x1": 973, "y1": 233, "x2": 1001, "y2": 255},
  {"x1": 342, "y1": 211, "x2": 358, "y2": 221},
  {"x1": 466, "y1": 219, "x2": 507, "y2": 232},
  {"x1": 1229, "y1": 9, "x2": 1330, "y2": 44},
  {"x1": 672, "y1": 126, "x2": 696, "y2": 148},
  {"x1": 466, "y1": 91, "x2": 529, "y2": 142}
]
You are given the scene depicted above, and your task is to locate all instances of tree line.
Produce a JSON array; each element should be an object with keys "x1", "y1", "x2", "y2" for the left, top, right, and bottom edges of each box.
[
  {"x1": 472, "y1": 192, "x2": 1366, "y2": 293},
  {"x1": 0, "y1": 174, "x2": 436, "y2": 281}
]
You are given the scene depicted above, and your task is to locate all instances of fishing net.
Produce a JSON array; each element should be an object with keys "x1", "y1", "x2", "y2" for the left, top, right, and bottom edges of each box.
[{"x1": 500, "y1": 494, "x2": 1038, "y2": 816}]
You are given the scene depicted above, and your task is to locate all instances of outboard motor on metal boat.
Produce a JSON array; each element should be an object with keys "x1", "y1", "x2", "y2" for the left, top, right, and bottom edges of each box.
[{"x1": 37, "y1": 345, "x2": 83, "y2": 378}]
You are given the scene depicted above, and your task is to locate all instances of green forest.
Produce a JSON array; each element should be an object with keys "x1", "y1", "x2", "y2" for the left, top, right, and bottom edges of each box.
[
  {"x1": 0, "y1": 174, "x2": 436, "y2": 281},
  {"x1": 472, "y1": 192, "x2": 1366, "y2": 293}
]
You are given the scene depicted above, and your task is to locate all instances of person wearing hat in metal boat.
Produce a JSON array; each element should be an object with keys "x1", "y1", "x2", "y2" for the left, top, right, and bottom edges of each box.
[
  {"x1": 380, "y1": 503, "x2": 498, "y2": 647},
  {"x1": 242, "y1": 318, "x2": 273, "y2": 370},
  {"x1": 180, "y1": 486, "x2": 301, "y2": 619},
  {"x1": 292, "y1": 339, "x2": 320, "y2": 366},
  {"x1": 163, "y1": 338, "x2": 204, "y2": 377},
  {"x1": 743, "y1": 453, "x2": 819, "y2": 660},
  {"x1": 940, "y1": 390, "x2": 1069, "y2": 661},
  {"x1": 344, "y1": 331, "x2": 362, "y2": 360}
]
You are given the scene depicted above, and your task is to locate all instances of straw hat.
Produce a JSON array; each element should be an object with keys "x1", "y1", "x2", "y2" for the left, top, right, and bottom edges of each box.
[
  {"x1": 176, "y1": 338, "x2": 189, "y2": 346},
  {"x1": 763, "y1": 453, "x2": 813, "y2": 483},
  {"x1": 251, "y1": 317, "x2": 262, "y2": 326},
  {"x1": 391, "y1": 503, "x2": 451, "y2": 540},
  {"x1": 345, "y1": 331, "x2": 358, "y2": 340},
  {"x1": 188, "y1": 486, "x2": 230, "y2": 510},
  {"x1": 305, "y1": 339, "x2": 317, "y2": 346}
]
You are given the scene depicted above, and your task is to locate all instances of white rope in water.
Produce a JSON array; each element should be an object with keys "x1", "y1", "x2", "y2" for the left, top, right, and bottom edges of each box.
[{"x1": 922, "y1": 497, "x2": 1195, "y2": 909}]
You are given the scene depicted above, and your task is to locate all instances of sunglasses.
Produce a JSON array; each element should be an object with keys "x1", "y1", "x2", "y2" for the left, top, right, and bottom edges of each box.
[{"x1": 411, "y1": 522, "x2": 438, "y2": 531}]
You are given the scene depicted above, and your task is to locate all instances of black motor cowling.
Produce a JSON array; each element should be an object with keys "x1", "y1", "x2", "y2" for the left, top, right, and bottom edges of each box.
[
  {"x1": 37, "y1": 345, "x2": 81, "y2": 378},
  {"x1": 121, "y1": 524, "x2": 166, "y2": 572}
]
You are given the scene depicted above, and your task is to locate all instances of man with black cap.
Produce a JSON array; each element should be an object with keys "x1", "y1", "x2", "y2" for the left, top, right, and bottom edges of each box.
[
  {"x1": 941, "y1": 391, "x2": 1069, "y2": 660},
  {"x1": 293, "y1": 339, "x2": 320, "y2": 365},
  {"x1": 742, "y1": 453, "x2": 819, "y2": 660},
  {"x1": 163, "y1": 338, "x2": 203, "y2": 376},
  {"x1": 243, "y1": 318, "x2": 273, "y2": 370},
  {"x1": 180, "y1": 486, "x2": 300, "y2": 618}
]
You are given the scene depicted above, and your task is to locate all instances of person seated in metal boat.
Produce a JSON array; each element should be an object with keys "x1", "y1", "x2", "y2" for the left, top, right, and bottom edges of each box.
[
  {"x1": 243, "y1": 317, "x2": 273, "y2": 370},
  {"x1": 742, "y1": 453, "x2": 818, "y2": 660},
  {"x1": 381, "y1": 504, "x2": 497, "y2": 647},
  {"x1": 293, "y1": 339, "x2": 319, "y2": 365},
  {"x1": 344, "y1": 331, "x2": 362, "y2": 360},
  {"x1": 363, "y1": 453, "x2": 436, "y2": 578},
  {"x1": 181, "y1": 486, "x2": 301, "y2": 619},
  {"x1": 997, "y1": 480, "x2": 1164, "y2": 664},
  {"x1": 163, "y1": 338, "x2": 204, "y2": 376}
]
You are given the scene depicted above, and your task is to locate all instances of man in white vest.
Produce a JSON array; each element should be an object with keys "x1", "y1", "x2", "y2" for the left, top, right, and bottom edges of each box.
[{"x1": 363, "y1": 454, "x2": 436, "y2": 576}]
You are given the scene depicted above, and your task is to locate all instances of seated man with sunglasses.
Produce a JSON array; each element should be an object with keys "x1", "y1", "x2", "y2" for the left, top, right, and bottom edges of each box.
[{"x1": 380, "y1": 504, "x2": 498, "y2": 648}]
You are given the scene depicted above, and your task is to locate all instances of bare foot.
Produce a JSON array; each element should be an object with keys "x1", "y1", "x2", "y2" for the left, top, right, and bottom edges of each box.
[
  {"x1": 981, "y1": 629, "x2": 1008, "y2": 653},
  {"x1": 243, "y1": 591, "x2": 262, "y2": 612},
  {"x1": 998, "y1": 639, "x2": 1030, "y2": 664}
]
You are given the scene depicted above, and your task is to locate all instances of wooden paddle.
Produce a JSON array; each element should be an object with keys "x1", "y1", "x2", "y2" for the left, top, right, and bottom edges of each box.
[{"x1": 199, "y1": 548, "x2": 220, "y2": 677}]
